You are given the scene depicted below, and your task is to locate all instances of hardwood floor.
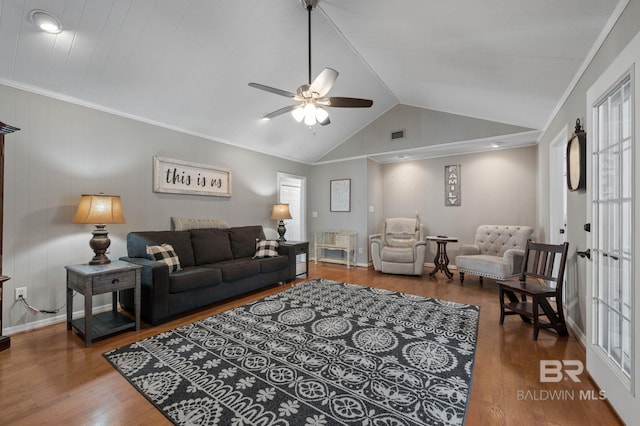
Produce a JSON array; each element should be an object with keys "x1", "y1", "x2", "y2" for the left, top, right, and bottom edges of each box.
[{"x1": 0, "y1": 263, "x2": 622, "y2": 425}]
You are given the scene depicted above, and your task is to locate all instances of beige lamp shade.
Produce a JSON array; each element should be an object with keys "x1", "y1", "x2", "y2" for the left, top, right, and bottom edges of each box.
[
  {"x1": 72, "y1": 194, "x2": 126, "y2": 224},
  {"x1": 73, "y1": 194, "x2": 125, "y2": 265},
  {"x1": 270, "y1": 204, "x2": 292, "y2": 220}
]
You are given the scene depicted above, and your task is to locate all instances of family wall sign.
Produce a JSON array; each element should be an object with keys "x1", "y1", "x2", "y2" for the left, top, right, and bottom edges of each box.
[{"x1": 445, "y1": 164, "x2": 461, "y2": 206}]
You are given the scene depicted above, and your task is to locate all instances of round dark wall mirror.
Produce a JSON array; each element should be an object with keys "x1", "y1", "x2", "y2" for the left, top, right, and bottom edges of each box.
[{"x1": 567, "y1": 118, "x2": 586, "y2": 192}]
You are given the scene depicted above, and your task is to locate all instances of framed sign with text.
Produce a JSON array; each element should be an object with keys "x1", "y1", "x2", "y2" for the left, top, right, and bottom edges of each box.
[
  {"x1": 153, "y1": 156, "x2": 232, "y2": 197},
  {"x1": 445, "y1": 164, "x2": 461, "y2": 206}
]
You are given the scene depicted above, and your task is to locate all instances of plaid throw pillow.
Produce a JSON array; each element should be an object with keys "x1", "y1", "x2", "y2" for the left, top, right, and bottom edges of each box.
[
  {"x1": 253, "y1": 240, "x2": 279, "y2": 259},
  {"x1": 146, "y1": 243, "x2": 181, "y2": 273}
]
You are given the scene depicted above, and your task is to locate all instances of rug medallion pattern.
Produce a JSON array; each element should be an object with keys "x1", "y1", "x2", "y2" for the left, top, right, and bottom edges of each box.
[{"x1": 104, "y1": 279, "x2": 479, "y2": 425}]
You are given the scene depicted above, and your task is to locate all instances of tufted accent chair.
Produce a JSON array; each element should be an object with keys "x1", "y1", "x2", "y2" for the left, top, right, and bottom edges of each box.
[
  {"x1": 370, "y1": 218, "x2": 426, "y2": 276},
  {"x1": 455, "y1": 225, "x2": 534, "y2": 283}
]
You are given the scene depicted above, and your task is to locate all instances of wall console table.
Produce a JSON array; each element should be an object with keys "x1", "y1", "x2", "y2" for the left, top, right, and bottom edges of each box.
[
  {"x1": 314, "y1": 230, "x2": 357, "y2": 268},
  {"x1": 66, "y1": 260, "x2": 141, "y2": 347}
]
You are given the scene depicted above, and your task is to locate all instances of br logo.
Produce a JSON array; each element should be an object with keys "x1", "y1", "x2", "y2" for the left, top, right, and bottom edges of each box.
[{"x1": 540, "y1": 360, "x2": 583, "y2": 383}]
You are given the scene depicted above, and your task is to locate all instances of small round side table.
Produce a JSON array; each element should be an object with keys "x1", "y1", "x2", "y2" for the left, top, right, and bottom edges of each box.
[{"x1": 426, "y1": 236, "x2": 458, "y2": 279}]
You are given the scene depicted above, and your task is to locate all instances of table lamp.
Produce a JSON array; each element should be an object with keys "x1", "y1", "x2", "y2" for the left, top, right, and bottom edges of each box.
[
  {"x1": 271, "y1": 204, "x2": 292, "y2": 242},
  {"x1": 72, "y1": 194, "x2": 126, "y2": 265}
]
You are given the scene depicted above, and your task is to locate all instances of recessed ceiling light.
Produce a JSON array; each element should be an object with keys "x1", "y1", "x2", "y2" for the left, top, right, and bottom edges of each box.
[
  {"x1": 396, "y1": 154, "x2": 409, "y2": 160},
  {"x1": 29, "y1": 9, "x2": 63, "y2": 34},
  {"x1": 491, "y1": 142, "x2": 503, "y2": 148}
]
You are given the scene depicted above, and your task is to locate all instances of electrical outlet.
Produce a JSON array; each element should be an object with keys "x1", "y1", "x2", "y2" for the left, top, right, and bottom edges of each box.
[
  {"x1": 358, "y1": 247, "x2": 363, "y2": 254},
  {"x1": 15, "y1": 287, "x2": 27, "y2": 301}
]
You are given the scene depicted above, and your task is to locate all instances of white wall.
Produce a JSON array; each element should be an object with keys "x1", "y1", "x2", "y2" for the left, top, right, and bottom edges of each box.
[{"x1": 0, "y1": 84, "x2": 309, "y2": 332}]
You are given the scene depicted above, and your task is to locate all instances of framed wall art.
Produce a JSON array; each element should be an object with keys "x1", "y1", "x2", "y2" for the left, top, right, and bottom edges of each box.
[
  {"x1": 153, "y1": 156, "x2": 232, "y2": 197},
  {"x1": 330, "y1": 179, "x2": 351, "y2": 212},
  {"x1": 445, "y1": 164, "x2": 461, "y2": 206}
]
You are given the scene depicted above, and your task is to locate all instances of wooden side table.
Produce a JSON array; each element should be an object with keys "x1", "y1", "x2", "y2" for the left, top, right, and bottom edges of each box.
[
  {"x1": 280, "y1": 241, "x2": 309, "y2": 277},
  {"x1": 0, "y1": 275, "x2": 10, "y2": 351},
  {"x1": 66, "y1": 260, "x2": 142, "y2": 347},
  {"x1": 426, "y1": 236, "x2": 458, "y2": 279}
]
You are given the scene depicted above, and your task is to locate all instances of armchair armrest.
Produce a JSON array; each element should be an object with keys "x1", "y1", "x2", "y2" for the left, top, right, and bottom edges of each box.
[
  {"x1": 458, "y1": 244, "x2": 480, "y2": 256},
  {"x1": 413, "y1": 240, "x2": 427, "y2": 249},
  {"x1": 503, "y1": 248, "x2": 526, "y2": 275}
]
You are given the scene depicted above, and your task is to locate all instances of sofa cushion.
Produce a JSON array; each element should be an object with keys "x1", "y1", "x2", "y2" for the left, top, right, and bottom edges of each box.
[
  {"x1": 208, "y1": 259, "x2": 261, "y2": 282},
  {"x1": 229, "y1": 226, "x2": 265, "y2": 258},
  {"x1": 172, "y1": 217, "x2": 230, "y2": 231},
  {"x1": 253, "y1": 240, "x2": 279, "y2": 259},
  {"x1": 168, "y1": 266, "x2": 223, "y2": 293},
  {"x1": 146, "y1": 243, "x2": 181, "y2": 273},
  {"x1": 381, "y1": 246, "x2": 415, "y2": 263},
  {"x1": 127, "y1": 231, "x2": 196, "y2": 267},
  {"x1": 190, "y1": 228, "x2": 234, "y2": 265},
  {"x1": 384, "y1": 218, "x2": 420, "y2": 248},
  {"x1": 456, "y1": 254, "x2": 511, "y2": 278},
  {"x1": 256, "y1": 255, "x2": 289, "y2": 273}
]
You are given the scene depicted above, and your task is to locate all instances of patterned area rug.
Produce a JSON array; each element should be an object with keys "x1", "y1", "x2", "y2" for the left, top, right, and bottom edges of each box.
[{"x1": 104, "y1": 279, "x2": 479, "y2": 425}]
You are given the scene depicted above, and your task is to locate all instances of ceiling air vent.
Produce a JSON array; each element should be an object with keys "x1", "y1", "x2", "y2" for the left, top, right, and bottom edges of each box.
[{"x1": 391, "y1": 130, "x2": 405, "y2": 140}]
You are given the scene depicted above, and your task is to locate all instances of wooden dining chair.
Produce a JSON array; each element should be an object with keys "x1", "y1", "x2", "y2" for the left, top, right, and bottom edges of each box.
[{"x1": 498, "y1": 239, "x2": 570, "y2": 340}]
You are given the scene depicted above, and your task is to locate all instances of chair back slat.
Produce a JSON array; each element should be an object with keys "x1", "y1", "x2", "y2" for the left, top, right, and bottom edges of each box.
[{"x1": 519, "y1": 239, "x2": 569, "y2": 295}]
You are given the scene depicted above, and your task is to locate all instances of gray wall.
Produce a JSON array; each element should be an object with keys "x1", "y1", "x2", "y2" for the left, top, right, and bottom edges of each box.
[
  {"x1": 536, "y1": 0, "x2": 640, "y2": 337},
  {"x1": 0, "y1": 84, "x2": 309, "y2": 331},
  {"x1": 309, "y1": 159, "x2": 368, "y2": 265},
  {"x1": 320, "y1": 104, "x2": 533, "y2": 162},
  {"x1": 378, "y1": 146, "x2": 538, "y2": 262}
]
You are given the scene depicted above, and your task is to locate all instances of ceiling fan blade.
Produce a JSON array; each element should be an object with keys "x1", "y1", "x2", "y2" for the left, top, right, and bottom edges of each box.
[
  {"x1": 262, "y1": 104, "x2": 300, "y2": 120},
  {"x1": 327, "y1": 97, "x2": 374, "y2": 108},
  {"x1": 248, "y1": 83, "x2": 296, "y2": 98},
  {"x1": 309, "y1": 68, "x2": 338, "y2": 97}
]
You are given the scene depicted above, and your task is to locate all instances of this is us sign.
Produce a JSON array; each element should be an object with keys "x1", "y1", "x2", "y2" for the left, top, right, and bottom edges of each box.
[
  {"x1": 153, "y1": 156, "x2": 232, "y2": 197},
  {"x1": 445, "y1": 164, "x2": 461, "y2": 206}
]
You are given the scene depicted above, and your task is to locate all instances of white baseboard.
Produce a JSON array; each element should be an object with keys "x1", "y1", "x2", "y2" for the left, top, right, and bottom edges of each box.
[
  {"x1": 4, "y1": 303, "x2": 112, "y2": 336},
  {"x1": 567, "y1": 317, "x2": 587, "y2": 348}
]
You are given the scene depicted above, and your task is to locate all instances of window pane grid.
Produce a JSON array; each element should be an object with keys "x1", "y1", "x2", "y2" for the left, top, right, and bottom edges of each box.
[{"x1": 592, "y1": 75, "x2": 632, "y2": 379}]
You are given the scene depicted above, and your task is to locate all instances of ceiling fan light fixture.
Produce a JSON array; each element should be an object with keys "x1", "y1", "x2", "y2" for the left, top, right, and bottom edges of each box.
[
  {"x1": 304, "y1": 103, "x2": 317, "y2": 125},
  {"x1": 315, "y1": 107, "x2": 329, "y2": 124},
  {"x1": 292, "y1": 107, "x2": 305, "y2": 122},
  {"x1": 247, "y1": 0, "x2": 372, "y2": 126},
  {"x1": 29, "y1": 9, "x2": 63, "y2": 34}
]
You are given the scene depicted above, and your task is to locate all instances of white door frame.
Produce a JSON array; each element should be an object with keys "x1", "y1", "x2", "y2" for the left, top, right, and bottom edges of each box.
[
  {"x1": 277, "y1": 172, "x2": 307, "y2": 242},
  {"x1": 585, "y1": 31, "x2": 639, "y2": 424},
  {"x1": 549, "y1": 125, "x2": 569, "y2": 245}
]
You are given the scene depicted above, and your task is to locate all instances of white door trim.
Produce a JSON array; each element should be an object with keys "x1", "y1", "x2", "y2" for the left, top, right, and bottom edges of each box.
[
  {"x1": 277, "y1": 172, "x2": 307, "y2": 242},
  {"x1": 585, "y1": 29, "x2": 640, "y2": 424}
]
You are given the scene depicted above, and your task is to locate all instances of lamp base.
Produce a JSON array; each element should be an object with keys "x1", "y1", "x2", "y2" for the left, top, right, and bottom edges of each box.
[
  {"x1": 89, "y1": 224, "x2": 112, "y2": 265},
  {"x1": 277, "y1": 220, "x2": 287, "y2": 242}
]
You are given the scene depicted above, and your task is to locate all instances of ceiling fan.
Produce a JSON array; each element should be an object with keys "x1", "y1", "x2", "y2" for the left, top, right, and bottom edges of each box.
[{"x1": 248, "y1": 0, "x2": 373, "y2": 126}]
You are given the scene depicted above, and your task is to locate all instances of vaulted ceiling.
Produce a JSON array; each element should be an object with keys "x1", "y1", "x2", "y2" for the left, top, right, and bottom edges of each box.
[{"x1": 0, "y1": 0, "x2": 622, "y2": 163}]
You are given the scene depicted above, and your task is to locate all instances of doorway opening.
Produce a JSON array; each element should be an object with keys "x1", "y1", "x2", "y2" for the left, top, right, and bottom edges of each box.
[{"x1": 277, "y1": 172, "x2": 306, "y2": 243}]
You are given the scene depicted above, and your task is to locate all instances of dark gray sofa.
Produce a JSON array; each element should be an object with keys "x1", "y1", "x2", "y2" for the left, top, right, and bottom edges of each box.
[{"x1": 119, "y1": 225, "x2": 296, "y2": 325}]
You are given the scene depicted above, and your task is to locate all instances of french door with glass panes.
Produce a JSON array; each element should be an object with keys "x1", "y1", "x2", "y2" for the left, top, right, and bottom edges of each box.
[{"x1": 586, "y1": 44, "x2": 638, "y2": 422}]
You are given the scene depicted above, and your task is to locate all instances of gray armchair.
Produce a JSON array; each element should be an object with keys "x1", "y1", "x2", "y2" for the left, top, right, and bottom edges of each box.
[
  {"x1": 370, "y1": 218, "x2": 426, "y2": 276},
  {"x1": 455, "y1": 225, "x2": 534, "y2": 283}
]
